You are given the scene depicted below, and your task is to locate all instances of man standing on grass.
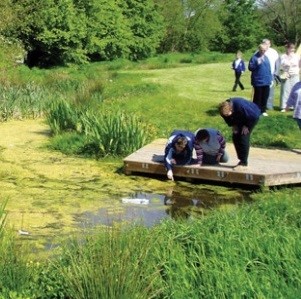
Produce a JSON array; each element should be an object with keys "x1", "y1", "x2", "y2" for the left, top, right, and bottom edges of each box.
[
  {"x1": 219, "y1": 98, "x2": 261, "y2": 170},
  {"x1": 248, "y1": 43, "x2": 272, "y2": 116}
]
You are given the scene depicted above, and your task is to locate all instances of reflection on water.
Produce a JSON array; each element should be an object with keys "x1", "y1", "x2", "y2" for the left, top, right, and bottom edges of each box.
[{"x1": 75, "y1": 186, "x2": 253, "y2": 228}]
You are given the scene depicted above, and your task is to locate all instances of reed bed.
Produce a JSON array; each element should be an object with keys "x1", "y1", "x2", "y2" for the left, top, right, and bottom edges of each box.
[{"x1": 46, "y1": 99, "x2": 156, "y2": 157}]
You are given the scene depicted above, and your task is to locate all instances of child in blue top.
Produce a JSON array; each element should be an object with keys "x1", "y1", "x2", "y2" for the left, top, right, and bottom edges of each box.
[
  {"x1": 164, "y1": 130, "x2": 195, "y2": 180},
  {"x1": 232, "y1": 51, "x2": 246, "y2": 92}
]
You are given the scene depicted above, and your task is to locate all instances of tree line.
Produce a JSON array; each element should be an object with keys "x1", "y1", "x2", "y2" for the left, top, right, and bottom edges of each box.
[{"x1": 0, "y1": 0, "x2": 300, "y2": 67}]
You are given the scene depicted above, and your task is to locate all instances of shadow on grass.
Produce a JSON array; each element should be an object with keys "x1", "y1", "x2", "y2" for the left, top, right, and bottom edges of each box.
[{"x1": 205, "y1": 108, "x2": 219, "y2": 117}]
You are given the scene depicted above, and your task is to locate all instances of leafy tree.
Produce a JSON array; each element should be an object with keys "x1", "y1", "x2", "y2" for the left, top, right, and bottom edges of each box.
[
  {"x1": 74, "y1": 0, "x2": 132, "y2": 61},
  {"x1": 155, "y1": 0, "x2": 221, "y2": 53},
  {"x1": 122, "y1": 0, "x2": 164, "y2": 60},
  {"x1": 0, "y1": 0, "x2": 14, "y2": 32},
  {"x1": 257, "y1": 0, "x2": 301, "y2": 45},
  {"x1": 6, "y1": 0, "x2": 163, "y2": 66},
  {"x1": 11, "y1": 0, "x2": 87, "y2": 67},
  {"x1": 154, "y1": 0, "x2": 186, "y2": 52},
  {"x1": 214, "y1": 0, "x2": 266, "y2": 52}
]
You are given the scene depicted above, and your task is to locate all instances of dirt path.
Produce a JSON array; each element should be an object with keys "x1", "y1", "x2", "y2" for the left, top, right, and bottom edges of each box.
[{"x1": 0, "y1": 119, "x2": 168, "y2": 247}]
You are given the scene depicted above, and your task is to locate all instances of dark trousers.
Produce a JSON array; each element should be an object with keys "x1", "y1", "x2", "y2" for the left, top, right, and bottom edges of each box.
[
  {"x1": 253, "y1": 86, "x2": 270, "y2": 113},
  {"x1": 233, "y1": 72, "x2": 244, "y2": 91},
  {"x1": 232, "y1": 122, "x2": 258, "y2": 165}
]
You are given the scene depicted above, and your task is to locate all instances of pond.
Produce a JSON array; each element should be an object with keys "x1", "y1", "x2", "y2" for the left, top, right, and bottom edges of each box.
[
  {"x1": 74, "y1": 185, "x2": 253, "y2": 228},
  {"x1": 16, "y1": 182, "x2": 255, "y2": 253}
]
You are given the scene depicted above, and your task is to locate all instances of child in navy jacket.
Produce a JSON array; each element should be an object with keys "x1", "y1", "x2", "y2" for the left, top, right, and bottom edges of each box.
[
  {"x1": 232, "y1": 51, "x2": 246, "y2": 92},
  {"x1": 164, "y1": 130, "x2": 195, "y2": 180}
]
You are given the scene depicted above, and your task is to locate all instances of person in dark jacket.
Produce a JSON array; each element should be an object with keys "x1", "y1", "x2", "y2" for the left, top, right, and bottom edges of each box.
[
  {"x1": 194, "y1": 128, "x2": 228, "y2": 165},
  {"x1": 219, "y1": 98, "x2": 261, "y2": 169},
  {"x1": 248, "y1": 43, "x2": 272, "y2": 116},
  {"x1": 232, "y1": 50, "x2": 246, "y2": 92},
  {"x1": 164, "y1": 130, "x2": 195, "y2": 180}
]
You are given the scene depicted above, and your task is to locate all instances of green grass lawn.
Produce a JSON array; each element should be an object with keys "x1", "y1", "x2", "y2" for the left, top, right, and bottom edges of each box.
[{"x1": 102, "y1": 61, "x2": 299, "y2": 149}]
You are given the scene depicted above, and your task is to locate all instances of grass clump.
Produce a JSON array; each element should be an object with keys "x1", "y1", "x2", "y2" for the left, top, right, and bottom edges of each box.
[{"x1": 46, "y1": 99, "x2": 156, "y2": 157}]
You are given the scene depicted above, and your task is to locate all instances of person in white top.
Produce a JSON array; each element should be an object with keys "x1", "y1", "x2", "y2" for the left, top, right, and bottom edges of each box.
[
  {"x1": 262, "y1": 39, "x2": 279, "y2": 110},
  {"x1": 278, "y1": 42, "x2": 301, "y2": 112}
]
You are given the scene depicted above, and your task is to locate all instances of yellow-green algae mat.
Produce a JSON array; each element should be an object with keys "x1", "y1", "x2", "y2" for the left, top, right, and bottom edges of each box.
[{"x1": 0, "y1": 119, "x2": 241, "y2": 250}]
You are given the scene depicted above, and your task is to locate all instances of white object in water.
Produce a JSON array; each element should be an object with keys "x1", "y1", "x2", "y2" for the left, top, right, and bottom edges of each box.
[
  {"x1": 18, "y1": 230, "x2": 30, "y2": 235},
  {"x1": 122, "y1": 198, "x2": 149, "y2": 205}
]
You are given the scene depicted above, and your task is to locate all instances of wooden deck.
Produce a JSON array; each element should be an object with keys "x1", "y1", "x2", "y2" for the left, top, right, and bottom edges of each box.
[{"x1": 123, "y1": 139, "x2": 301, "y2": 187}]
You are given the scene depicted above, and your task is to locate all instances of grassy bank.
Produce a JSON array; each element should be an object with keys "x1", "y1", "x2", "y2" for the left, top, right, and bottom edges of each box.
[{"x1": 1, "y1": 190, "x2": 300, "y2": 298}]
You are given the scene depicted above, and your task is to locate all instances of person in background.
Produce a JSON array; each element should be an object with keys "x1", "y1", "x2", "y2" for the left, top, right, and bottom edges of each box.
[
  {"x1": 194, "y1": 128, "x2": 229, "y2": 165},
  {"x1": 164, "y1": 130, "x2": 195, "y2": 180},
  {"x1": 285, "y1": 81, "x2": 301, "y2": 129},
  {"x1": 232, "y1": 50, "x2": 245, "y2": 92},
  {"x1": 248, "y1": 43, "x2": 272, "y2": 116},
  {"x1": 262, "y1": 39, "x2": 279, "y2": 110},
  {"x1": 218, "y1": 98, "x2": 261, "y2": 169},
  {"x1": 278, "y1": 42, "x2": 301, "y2": 112}
]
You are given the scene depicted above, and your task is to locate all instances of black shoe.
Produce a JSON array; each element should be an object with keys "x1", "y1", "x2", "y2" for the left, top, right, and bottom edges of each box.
[{"x1": 237, "y1": 161, "x2": 248, "y2": 166}]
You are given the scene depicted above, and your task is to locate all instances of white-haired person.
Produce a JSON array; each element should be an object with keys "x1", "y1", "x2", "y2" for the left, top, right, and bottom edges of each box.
[
  {"x1": 285, "y1": 81, "x2": 301, "y2": 129},
  {"x1": 278, "y1": 42, "x2": 301, "y2": 112}
]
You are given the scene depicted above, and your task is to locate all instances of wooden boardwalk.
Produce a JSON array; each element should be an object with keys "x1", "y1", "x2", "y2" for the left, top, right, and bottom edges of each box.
[{"x1": 124, "y1": 139, "x2": 301, "y2": 187}]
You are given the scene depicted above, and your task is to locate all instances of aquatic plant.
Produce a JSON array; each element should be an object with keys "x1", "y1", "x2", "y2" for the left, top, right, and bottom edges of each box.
[
  {"x1": 0, "y1": 84, "x2": 48, "y2": 121},
  {"x1": 47, "y1": 100, "x2": 155, "y2": 157}
]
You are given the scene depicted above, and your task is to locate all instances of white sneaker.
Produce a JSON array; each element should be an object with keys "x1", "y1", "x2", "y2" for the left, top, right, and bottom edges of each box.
[
  {"x1": 262, "y1": 112, "x2": 268, "y2": 116},
  {"x1": 280, "y1": 109, "x2": 286, "y2": 112}
]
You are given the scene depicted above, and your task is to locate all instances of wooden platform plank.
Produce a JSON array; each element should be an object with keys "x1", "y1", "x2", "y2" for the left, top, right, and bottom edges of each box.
[{"x1": 123, "y1": 139, "x2": 301, "y2": 187}]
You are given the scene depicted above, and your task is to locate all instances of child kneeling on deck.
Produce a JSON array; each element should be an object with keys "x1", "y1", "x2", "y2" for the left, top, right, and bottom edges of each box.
[
  {"x1": 164, "y1": 130, "x2": 195, "y2": 181},
  {"x1": 194, "y1": 128, "x2": 229, "y2": 166}
]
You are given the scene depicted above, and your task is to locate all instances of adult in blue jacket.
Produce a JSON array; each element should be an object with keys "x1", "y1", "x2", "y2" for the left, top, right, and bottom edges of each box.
[
  {"x1": 164, "y1": 130, "x2": 194, "y2": 180},
  {"x1": 219, "y1": 98, "x2": 261, "y2": 169},
  {"x1": 248, "y1": 43, "x2": 272, "y2": 116}
]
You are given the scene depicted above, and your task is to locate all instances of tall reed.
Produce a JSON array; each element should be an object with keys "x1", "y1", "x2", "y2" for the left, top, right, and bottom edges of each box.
[
  {"x1": 81, "y1": 110, "x2": 154, "y2": 156},
  {"x1": 47, "y1": 100, "x2": 155, "y2": 156},
  {"x1": 0, "y1": 199, "x2": 7, "y2": 236},
  {"x1": 57, "y1": 225, "x2": 164, "y2": 299},
  {"x1": 0, "y1": 84, "x2": 51, "y2": 121},
  {"x1": 0, "y1": 200, "x2": 36, "y2": 298},
  {"x1": 46, "y1": 99, "x2": 80, "y2": 135}
]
